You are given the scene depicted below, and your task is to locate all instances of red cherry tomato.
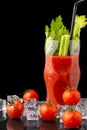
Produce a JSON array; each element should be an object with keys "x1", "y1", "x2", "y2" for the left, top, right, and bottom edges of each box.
[
  {"x1": 39, "y1": 101, "x2": 58, "y2": 121},
  {"x1": 6, "y1": 99, "x2": 24, "y2": 118},
  {"x1": 62, "y1": 109, "x2": 82, "y2": 128},
  {"x1": 23, "y1": 89, "x2": 39, "y2": 101},
  {"x1": 62, "y1": 88, "x2": 81, "y2": 105}
]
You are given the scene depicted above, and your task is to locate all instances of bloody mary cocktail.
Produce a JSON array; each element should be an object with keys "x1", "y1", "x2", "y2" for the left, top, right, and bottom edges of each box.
[
  {"x1": 44, "y1": 55, "x2": 80, "y2": 105},
  {"x1": 44, "y1": 15, "x2": 87, "y2": 105}
]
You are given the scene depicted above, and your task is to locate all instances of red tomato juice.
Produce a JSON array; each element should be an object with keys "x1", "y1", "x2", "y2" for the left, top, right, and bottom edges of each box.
[{"x1": 44, "y1": 55, "x2": 80, "y2": 105}]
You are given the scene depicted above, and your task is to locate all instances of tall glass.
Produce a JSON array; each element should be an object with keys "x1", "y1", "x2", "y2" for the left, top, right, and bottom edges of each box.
[{"x1": 44, "y1": 39, "x2": 80, "y2": 105}]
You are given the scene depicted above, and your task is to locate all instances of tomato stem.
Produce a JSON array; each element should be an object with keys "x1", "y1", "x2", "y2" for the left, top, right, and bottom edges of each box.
[
  {"x1": 44, "y1": 101, "x2": 51, "y2": 106},
  {"x1": 68, "y1": 106, "x2": 75, "y2": 111},
  {"x1": 66, "y1": 86, "x2": 75, "y2": 91},
  {"x1": 7, "y1": 99, "x2": 15, "y2": 106}
]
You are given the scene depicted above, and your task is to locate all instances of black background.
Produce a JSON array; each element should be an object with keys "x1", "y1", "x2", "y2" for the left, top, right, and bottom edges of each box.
[{"x1": 1, "y1": 0, "x2": 87, "y2": 100}]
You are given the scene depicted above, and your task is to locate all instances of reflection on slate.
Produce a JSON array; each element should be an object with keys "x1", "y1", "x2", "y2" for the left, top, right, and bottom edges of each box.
[{"x1": 0, "y1": 110, "x2": 87, "y2": 130}]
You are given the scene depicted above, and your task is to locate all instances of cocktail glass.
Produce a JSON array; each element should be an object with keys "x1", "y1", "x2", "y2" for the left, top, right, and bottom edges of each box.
[{"x1": 44, "y1": 39, "x2": 80, "y2": 105}]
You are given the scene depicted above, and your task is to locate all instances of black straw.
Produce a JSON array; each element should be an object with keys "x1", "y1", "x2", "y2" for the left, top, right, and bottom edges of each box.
[
  {"x1": 70, "y1": 0, "x2": 86, "y2": 40},
  {"x1": 69, "y1": 0, "x2": 86, "y2": 55}
]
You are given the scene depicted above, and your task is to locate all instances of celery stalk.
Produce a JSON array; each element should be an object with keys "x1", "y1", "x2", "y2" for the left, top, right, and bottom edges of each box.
[
  {"x1": 59, "y1": 36, "x2": 65, "y2": 56},
  {"x1": 63, "y1": 35, "x2": 70, "y2": 56},
  {"x1": 73, "y1": 15, "x2": 87, "y2": 40},
  {"x1": 59, "y1": 35, "x2": 70, "y2": 56}
]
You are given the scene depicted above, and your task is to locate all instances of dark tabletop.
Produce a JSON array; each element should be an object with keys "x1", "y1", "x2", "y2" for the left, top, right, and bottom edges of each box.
[{"x1": 0, "y1": 110, "x2": 87, "y2": 130}]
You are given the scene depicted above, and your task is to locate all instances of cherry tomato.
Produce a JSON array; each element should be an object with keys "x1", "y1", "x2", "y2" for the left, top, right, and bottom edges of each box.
[
  {"x1": 39, "y1": 101, "x2": 58, "y2": 121},
  {"x1": 23, "y1": 89, "x2": 39, "y2": 101},
  {"x1": 62, "y1": 109, "x2": 82, "y2": 128},
  {"x1": 6, "y1": 99, "x2": 24, "y2": 118},
  {"x1": 62, "y1": 88, "x2": 81, "y2": 105}
]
